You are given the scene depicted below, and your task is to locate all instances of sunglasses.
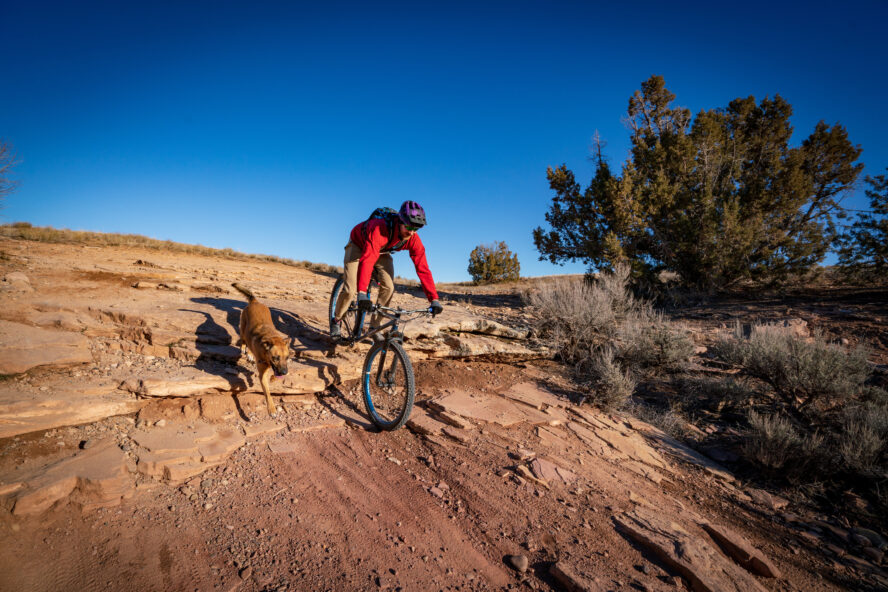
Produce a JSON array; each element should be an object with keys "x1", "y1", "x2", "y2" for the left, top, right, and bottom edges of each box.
[{"x1": 404, "y1": 224, "x2": 420, "y2": 232}]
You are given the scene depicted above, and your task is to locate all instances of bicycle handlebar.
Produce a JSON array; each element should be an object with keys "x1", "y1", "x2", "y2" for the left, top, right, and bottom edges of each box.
[{"x1": 374, "y1": 304, "x2": 433, "y2": 316}]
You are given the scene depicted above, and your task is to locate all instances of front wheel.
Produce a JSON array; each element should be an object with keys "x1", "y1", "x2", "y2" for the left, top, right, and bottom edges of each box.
[{"x1": 362, "y1": 341, "x2": 415, "y2": 431}]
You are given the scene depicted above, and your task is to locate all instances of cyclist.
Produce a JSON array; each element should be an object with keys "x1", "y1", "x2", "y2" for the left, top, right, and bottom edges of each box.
[{"x1": 331, "y1": 200, "x2": 444, "y2": 339}]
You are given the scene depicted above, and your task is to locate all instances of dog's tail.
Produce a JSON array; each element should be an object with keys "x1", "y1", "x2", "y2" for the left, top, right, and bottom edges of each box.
[{"x1": 231, "y1": 283, "x2": 256, "y2": 301}]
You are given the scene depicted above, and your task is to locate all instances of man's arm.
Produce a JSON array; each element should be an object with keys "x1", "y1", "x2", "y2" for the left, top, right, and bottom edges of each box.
[{"x1": 406, "y1": 235, "x2": 439, "y2": 301}]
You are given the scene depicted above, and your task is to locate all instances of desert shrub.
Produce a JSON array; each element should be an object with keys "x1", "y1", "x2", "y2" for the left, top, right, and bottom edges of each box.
[
  {"x1": 839, "y1": 399, "x2": 888, "y2": 474},
  {"x1": 623, "y1": 400, "x2": 687, "y2": 437},
  {"x1": 581, "y1": 348, "x2": 637, "y2": 409},
  {"x1": 467, "y1": 241, "x2": 520, "y2": 284},
  {"x1": 744, "y1": 411, "x2": 823, "y2": 478},
  {"x1": 529, "y1": 263, "x2": 695, "y2": 411},
  {"x1": 674, "y1": 375, "x2": 759, "y2": 413},
  {"x1": 618, "y1": 313, "x2": 695, "y2": 373},
  {"x1": 713, "y1": 323, "x2": 869, "y2": 412},
  {"x1": 526, "y1": 263, "x2": 639, "y2": 366}
]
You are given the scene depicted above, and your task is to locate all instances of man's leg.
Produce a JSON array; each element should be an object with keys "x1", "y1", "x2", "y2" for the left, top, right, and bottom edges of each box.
[
  {"x1": 370, "y1": 253, "x2": 395, "y2": 329},
  {"x1": 334, "y1": 242, "x2": 361, "y2": 321}
]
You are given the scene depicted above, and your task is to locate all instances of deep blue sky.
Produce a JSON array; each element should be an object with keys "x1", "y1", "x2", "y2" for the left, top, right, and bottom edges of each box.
[{"x1": 2, "y1": 1, "x2": 886, "y2": 282}]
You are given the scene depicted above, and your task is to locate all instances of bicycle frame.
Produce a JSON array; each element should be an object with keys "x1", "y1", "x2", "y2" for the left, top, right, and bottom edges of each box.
[{"x1": 338, "y1": 304, "x2": 431, "y2": 347}]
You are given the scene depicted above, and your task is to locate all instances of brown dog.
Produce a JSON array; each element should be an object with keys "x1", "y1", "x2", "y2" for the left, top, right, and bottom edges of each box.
[{"x1": 232, "y1": 283, "x2": 290, "y2": 417}]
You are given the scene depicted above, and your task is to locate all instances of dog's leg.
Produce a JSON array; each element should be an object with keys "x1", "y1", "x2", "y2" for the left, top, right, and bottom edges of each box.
[
  {"x1": 236, "y1": 338, "x2": 251, "y2": 362},
  {"x1": 258, "y1": 362, "x2": 277, "y2": 417}
]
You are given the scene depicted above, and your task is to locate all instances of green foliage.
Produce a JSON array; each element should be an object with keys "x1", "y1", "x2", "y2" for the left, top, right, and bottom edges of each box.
[
  {"x1": 836, "y1": 169, "x2": 888, "y2": 281},
  {"x1": 534, "y1": 75, "x2": 863, "y2": 291},
  {"x1": 467, "y1": 241, "x2": 520, "y2": 284}
]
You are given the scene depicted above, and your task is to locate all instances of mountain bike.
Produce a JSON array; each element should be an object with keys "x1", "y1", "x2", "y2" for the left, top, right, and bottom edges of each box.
[{"x1": 328, "y1": 276, "x2": 433, "y2": 431}]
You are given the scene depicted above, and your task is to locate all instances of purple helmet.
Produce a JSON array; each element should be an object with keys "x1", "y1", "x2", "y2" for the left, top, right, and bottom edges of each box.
[{"x1": 399, "y1": 200, "x2": 426, "y2": 228}]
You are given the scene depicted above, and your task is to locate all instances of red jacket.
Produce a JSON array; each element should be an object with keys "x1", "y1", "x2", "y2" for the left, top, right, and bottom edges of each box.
[{"x1": 349, "y1": 219, "x2": 439, "y2": 301}]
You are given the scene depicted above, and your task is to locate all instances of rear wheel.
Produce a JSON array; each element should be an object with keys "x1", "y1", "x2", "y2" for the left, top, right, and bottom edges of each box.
[{"x1": 362, "y1": 340, "x2": 415, "y2": 431}]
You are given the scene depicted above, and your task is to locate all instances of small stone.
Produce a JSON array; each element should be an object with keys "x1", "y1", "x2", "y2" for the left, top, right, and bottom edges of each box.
[
  {"x1": 862, "y1": 547, "x2": 884, "y2": 564},
  {"x1": 507, "y1": 554, "x2": 528, "y2": 573},
  {"x1": 387, "y1": 457, "x2": 401, "y2": 466},
  {"x1": 851, "y1": 534, "x2": 872, "y2": 547},
  {"x1": 155, "y1": 419, "x2": 167, "y2": 427},
  {"x1": 239, "y1": 566, "x2": 252, "y2": 579},
  {"x1": 80, "y1": 439, "x2": 95, "y2": 450},
  {"x1": 429, "y1": 487, "x2": 445, "y2": 499}
]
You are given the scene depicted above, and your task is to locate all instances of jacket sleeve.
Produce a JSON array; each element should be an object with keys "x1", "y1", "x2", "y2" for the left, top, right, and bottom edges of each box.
[
  {"x1": 356, "y1": 220, "x2": 388, "y2": 293},
  {"x1": 407, "y1": 234, "x2": 439, "y2": 301}
]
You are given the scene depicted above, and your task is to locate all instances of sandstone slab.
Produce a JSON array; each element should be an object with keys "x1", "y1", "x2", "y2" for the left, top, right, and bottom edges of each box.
[
  {"x1": 633, "y1": 421, "x2": 736, "y2": 482},
  {"x1": 131, "y1": 424, "x2": 218, "y2": 453},
  {"x1": 3, "y1": 441, "x2": 131, "y2": 516},
  {"x1": 406, "y1": 405, "x2": 447, "y2": 436},
  {"x1": 198, "y1": 428, "x2": 245, "y2": 463},
  {"x1": 0, "y1": 381, "x2": 144, "y2": 439},
  {"x1": 429, "y1": 390, "x2": 552, "y2": 427},
  {"x1": 0, "y1": 319, "x2": 93, "y2": 374},
  {"x1": 614, "y1": 507, "x2": 768, "y2": 592},
  {"x1": 498, "y1": 382, "x2": 565, "y2": 410},
  {"x1": 550, "y1": 562, "x2": 605, "y2": 592},
  {"x1": 529, "y1": 457, "x2": 577, "y2": 486},
  {"x1": 699, "y1": 520, "x2": 782, "y2": 578}
]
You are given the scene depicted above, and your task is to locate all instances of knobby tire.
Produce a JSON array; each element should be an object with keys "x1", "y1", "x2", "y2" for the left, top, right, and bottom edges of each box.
[{"x1": 362, "y1": 340, "x2": 415, "y2": 431}]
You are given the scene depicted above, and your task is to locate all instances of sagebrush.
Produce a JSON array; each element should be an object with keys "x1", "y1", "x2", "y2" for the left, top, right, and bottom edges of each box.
[
  {"x1": 527, "y1": 263, "x2": 693, "y2": 407},
  {"x1": 713, "y1": 323, "x2": 869, "y2": 413}
]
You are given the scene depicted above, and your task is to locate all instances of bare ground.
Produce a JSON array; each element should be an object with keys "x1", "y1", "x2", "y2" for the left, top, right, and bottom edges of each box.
[{"x1": 1, "y1": 237, "x2": 887, "y2": 592}]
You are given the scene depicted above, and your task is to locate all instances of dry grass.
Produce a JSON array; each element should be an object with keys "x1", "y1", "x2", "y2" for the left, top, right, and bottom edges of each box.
[{"x1": 0, "y1": 222, "x2": 341, "y2": 276}]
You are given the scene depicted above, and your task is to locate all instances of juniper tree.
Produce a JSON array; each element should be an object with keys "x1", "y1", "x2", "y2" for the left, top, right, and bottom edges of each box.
[
  {"x1": 836, "y1": 170, "x2": 888, "y2": 280},
  {"x1": 467, "y1": 241, "x2": 520, "y2": 284},
  {"x1": 533, "y1": 76, "x2": 863, "y2": 291}
]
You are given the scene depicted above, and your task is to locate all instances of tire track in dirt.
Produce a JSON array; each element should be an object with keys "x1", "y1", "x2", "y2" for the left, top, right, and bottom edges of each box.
[{"x1": 272, "y1": 428, "x2": 512, "y2": 590}]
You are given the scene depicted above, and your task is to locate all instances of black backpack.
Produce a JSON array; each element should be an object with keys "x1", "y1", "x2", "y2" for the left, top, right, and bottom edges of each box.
[{"x1": 362, "y1": 207, "x2": 407, "y2": 252}]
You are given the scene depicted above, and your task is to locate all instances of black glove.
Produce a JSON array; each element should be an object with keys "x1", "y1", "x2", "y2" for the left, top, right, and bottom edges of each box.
[
  {"x1": 430, "y1": 299, "x2": 443, "y2": 316},
  {"x1": 358, "y1": 293, "x2": 373, "y2": 312}
]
